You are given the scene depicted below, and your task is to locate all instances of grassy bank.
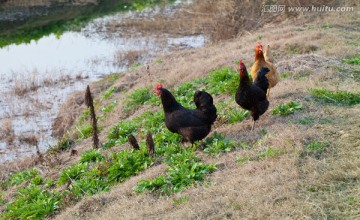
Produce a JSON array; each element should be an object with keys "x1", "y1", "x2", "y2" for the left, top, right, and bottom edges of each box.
[{"x1": 1, "y1": 0, "x2": 359, "y2": 219}]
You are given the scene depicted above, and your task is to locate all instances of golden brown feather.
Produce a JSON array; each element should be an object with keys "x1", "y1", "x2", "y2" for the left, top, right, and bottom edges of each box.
[{"x1": 251, "y1": 42, "x2": 279, "y2": 97}]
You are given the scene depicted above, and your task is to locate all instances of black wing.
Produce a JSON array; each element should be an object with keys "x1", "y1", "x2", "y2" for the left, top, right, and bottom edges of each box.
[{"x1": 253, "y1": 67, "x2": 270, "y2": 93}]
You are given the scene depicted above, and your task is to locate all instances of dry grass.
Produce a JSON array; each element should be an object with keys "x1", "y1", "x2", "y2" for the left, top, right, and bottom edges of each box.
[
  {"x1": 113, "y1": 50, "x2": 143, "y2": 67},
  {"x1": 50, "y1": 7, "x2": 360, "y2": 220},
  {"x1": 1, "y1": 1, "x2": 359, "y2": 219},
  {"x1": 0, "y1": 118, "x2": 15, "y2": 145},
  {"x1": 104, "y1": 0, "x2": 356, "y2": 42}
]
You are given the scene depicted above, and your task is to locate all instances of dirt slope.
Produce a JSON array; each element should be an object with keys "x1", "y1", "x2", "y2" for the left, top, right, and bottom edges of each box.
[{"x1": 52, "y1": 9, "x2": 360, "y2": 220}]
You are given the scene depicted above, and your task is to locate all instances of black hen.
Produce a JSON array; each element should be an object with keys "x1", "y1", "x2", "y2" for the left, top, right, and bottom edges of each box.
[
  {"x1": 155, "y1": 84, "x2": 217, "y2": 145},
  {"x1": 235, "y1": 60, "x2": 270, "y2": 130}
]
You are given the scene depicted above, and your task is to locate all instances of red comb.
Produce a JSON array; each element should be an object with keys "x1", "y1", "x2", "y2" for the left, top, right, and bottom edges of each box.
[
  {"x1": 239, "y1": 59, "x2": 243, "y2": 66},
  {"x1": 154, "y1": 84, "x2": 163, "y2": 90}
]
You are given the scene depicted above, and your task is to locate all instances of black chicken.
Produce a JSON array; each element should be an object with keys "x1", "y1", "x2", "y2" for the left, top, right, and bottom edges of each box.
[
  {"x1": 155, "y1": 84, "x2": 217, "y2": 145},
  {"x1": 235, "y1": 60, "x2": 270, "y2": 130}
]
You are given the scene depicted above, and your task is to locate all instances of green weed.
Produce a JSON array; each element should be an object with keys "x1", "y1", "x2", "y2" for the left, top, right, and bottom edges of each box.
[
  {"x1": 104, "y1": 73, "x2": 121, "y2": 84},
  {"x1": 79, "y1": 108, "x2": 90, "y2": 122},
  {"x1": 5, "y1": 169, "x2": 40, "y2": 187},
  {"x1": 101, "y1": 100, "x2": 118, "y2": 114},
  {"x1": 129, "y1": 62, "x2": 142, "y2": 70},
  {"x1": 123, "y1": 86, "x2": 152, "y2": 111},
  {"x1": 103, "y1": 86, "x2": 116, "y2": 99},
  {"x1": 58, "y1": 162, "x2": 89, "y2": 185},
  {"x1": 76, "y1": 123, "x2": 93, "y2": 139},
  {"x1": 31, "y1": 176, "x2": 44, "y2": 186},
  {"x1": 80, "y1": 149, "x2": 105, "y2": 163},
  {"x1": 105, "y1": 120, "x2": 139, "y2": 147},
  {"x1": 280, "y1": 72, "x2": 292, "y2": 79},
  {"x1": 2, "y1": 184, "x2": 62, "y2": 219},
  {"x1": 173, "y1": 82, "x2": 197, "y2": 108},
  {"x1": 271, "y1": 101, "x2": 303, "y2": 116},
  {"x1": 173, "y1": 195, "x2": 189, "y2": 205},
  {"x1": 342, "y1": 56, "x2": 360, "y2": 65},
  {"x1": 301, "y1": 141, "x2": 327, "y2": 159},
  {"x1": 311, "y1": 88, "x2": 360, "y2": 106},
  {"x1": 107, "y1": 148, "x2": 152, "y2": 184},
  {"x1": 298, "y1": 116, "x2": 315, "y2": 125},
  {"x1": 134, "y1": 148, "x2": 216, "y2": 195},
  {"x1": 204, "y1": 132, "x2": 236, "y2": 156},
  {"x1": 53, "y1": 136, "x2": 73, "y2": 152},
  {"x1": 320, "y1": 23, "x2": 333, "y2": 29},
  {"x1": 204, "y1": 67, "x2": 239, "y2": 95},
  {"x1": 236, "y1": 155, "x2": 251, "y2": 165},
  {"x1": 257, "y1": 147, "x2": 285, "y2": 160},
  {"x1": 294, "y1": 71, "x2": 311, "y2": 80},
  {"x1": 217, "y1": 101, "x2": 250, "y2": 124},
  {"x1": 68, "y1": 167, "x2": 110, "y2": 199}
]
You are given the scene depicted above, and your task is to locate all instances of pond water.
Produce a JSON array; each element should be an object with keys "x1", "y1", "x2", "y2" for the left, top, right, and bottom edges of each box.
[{"x1": 0, "y1": 1, "x2": 206, "y2": 163}]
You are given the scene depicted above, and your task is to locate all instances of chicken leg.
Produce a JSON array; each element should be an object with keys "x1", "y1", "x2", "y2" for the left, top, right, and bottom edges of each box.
[{"x1": 251, "y1": 121, "x2": 256, "y2": 131}]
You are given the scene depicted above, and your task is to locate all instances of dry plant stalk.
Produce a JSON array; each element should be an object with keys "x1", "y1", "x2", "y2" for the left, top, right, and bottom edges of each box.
[
  {"x1": 85, "y1": 85, "x2": 99, "y2": 148},
  {"x1": 128, "y1": 134, "x2": 140, "y2": 150},
  {"x1": 146, "y1": 131, "x2": 155, "y2": 158}
]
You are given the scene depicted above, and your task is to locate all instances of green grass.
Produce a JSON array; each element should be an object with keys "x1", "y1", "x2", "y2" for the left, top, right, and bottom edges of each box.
[
  {"x1": 80, "y1": 149, "x2": 105, "y2": 163},
  {"x1": 101, "y1": 100, "x2": 118, "y2": 114},
  {"x1": 271, "y1": 101, "x2": 303, "y2": 116},
  {"x1": 280, "y1": 72, "x2": 292, "y2": 79},
  {"x1": 1, "y1": 169, "x2": 40, "y2": 188},
  {"x1": 217, "y1": 102, "x2": 249, "y2": 124},
  {"x1": 58, "y1": 162, "x2": 89, "y2": 185},
  {"x1": 79, "y1": 108, "x2": 90, "y2": 123},
  {"x1": 298, "y1": 116, "x2": 315, "y2": 125},
  {"x1": 134, "y1": 148, "x2": 216, "y2": 195},
  {"x1": 57, "y1": 147, "x2": 152, "y2": 200},
  {"x1": 203, "y1": 132, "x2": 236, "y2": 156},
  {"x1": 236, "y1": 155, "x2": 251, "y2": 165},
  {"x1": 2, "y1": 184, "x2": 62, "y2": 219},
  {"x1": 320, "y1": 23, "x2": 333, "y2": 29},
  {"x1": 204, "y1": 67, "x2": 239, "y2": 95},
  {"x1": 301, "y1": 141, "x2": 327, "y2": 159},
  {"x1": 342, "y1": 56, "x2": 360, "y2": 65},
  {"x1": 52, "y1": 136, "x2": 73, "y2": 152},
  {"x1": 103, "y1": 86, "x2": 116, "y2": 99},
  {"x1": 311, "y1": 88, "x2": 360, "y2": 106},
  {"x1": 123, "y1": 86, "x2": 152, "y2": 112},
  {"x1": 76, "y1": 123, "x2": 93, "y2": 140},
  {"x1": 0, "y1": 65, "x2": 251, "y2": 218},
  {"x1": 257, "y1": 147, "x2": 285, "y2": 160}
]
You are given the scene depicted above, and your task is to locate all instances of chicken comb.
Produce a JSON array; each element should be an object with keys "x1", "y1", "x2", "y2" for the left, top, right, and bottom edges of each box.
[
  {"x1": 154, "y1": 84, "x2": 163, "y2": 90},
  {"x1": 239, "y1": 59, "x2": 243, "y2": 67},
  {"x1": 256, "y1": 42, "x2": 263, "y2": 50}
]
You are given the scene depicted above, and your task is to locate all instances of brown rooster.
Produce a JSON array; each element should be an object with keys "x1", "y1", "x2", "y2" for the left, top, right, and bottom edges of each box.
[
  {"x1": 251, "y1": 42, "x2": 279, "y2": 97},
  {"x1": 264, "y1": 44, "x2": 274, "y2": 63}
]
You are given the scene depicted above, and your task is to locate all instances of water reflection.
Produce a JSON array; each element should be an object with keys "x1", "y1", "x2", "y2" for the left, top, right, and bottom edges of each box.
[{"x1": 0, "y1": 8, "x2": 205, "y2": 163}]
